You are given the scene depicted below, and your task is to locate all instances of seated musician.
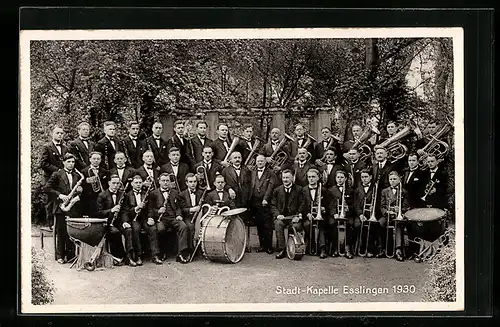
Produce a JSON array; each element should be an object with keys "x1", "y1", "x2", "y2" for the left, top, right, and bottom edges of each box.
[
  {"x1": 290, "y1": 147, "x2": 316, "y2": 187},
  {"x1": 353, "y1": 169, "x2": 378, "y2": 258},
  {"x1": 178, "y1": 173, "x2": 203, "y2": 248},
  {"x1": 262, "y1": 128, "x2": 291, "y2": 173},
  {"x1": 419, "y1": 154, "x2": 448, "y2": 210},
  {"x1": 315, "y1": 126, "x2": 342, "y2": 166},
  {"x1": 121, "y1": 174, "x2": 152, "y2": 267},
  {"x1": 328, "y1": 170, "x2": 355, "y2": 259},
  {"x1": 319, "y1": 149, "x2": 342, "y2": 188},
  {"x1": 342, "y1": 148, "x2": 367, "y2": 188},
  {"x1": 380, "y1": 171, "x2": 410, "y2": 262},
  {"x1": 147, "y1": 172, "x2": 191, "y2": 264},
  {"x1": 109, "y1": 152, "x2": 135, "y2": 192},
  {"x1": 136, "y1": 150, "x2": 161, "y2": 189},
  {"x1": 81, "y1": 151, "x2": 109, "y2": 217},
  {"x1": 160, "y1": 147, "x2": 190, "y2": 192},
  {"x1": 194, "y1": 145, "x2": 224, "y2": 190},
  {"x1": 205, "y1": 175, "x2": 236, "y2": 209},
  {"x1": 248, "y1": 155, "x2": 278, "y2": 254},
  {"x1": 300, "y1": 168, "x2": 334, "y2": 259},
  {"x1": 221, "y1": 151, "x2": 251, "y2": 212},
  {"x1": 44, "y1": 153, "x2": 82, "y2": 264},
  {"x1": 271, "y1": 169, "x2": 304, "y2": 259},
  {"x1": 96, "y1": 174, "x2": 129, "y2": 266}
]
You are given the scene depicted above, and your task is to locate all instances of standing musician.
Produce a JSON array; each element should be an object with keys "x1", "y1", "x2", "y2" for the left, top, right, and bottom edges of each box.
[
  {"x1": 380, "y1": 171, "x2": 410, "y2": 261},
  {"x1": 238, "y1": 124, "x2": 259, "y2": 164},
  {"x1": 319, "y1": 149, "x2": 343, "y2": 188},
  {"x1": 415, "y1": 120, "x2": 440, "y2": 151},
  {"x1": 248, "y1": 155, "x2": 278, "y2": 254},
  {"x1": 178, "y1": 173, "x2": 202, "y2": 245},
  {"x1": 194, "y1": 145, "x2": 224, "y2": 190},
  {"x1": 315, "y1": 126, "x2": 342, "y2": 166},
  {"x1": 160, "y1": 147, "x2": 191, "y2": 192},
  {"x1": 81, "y1": 151, "x2": 109, "y2": 217},
  {"x1": 122, "y1": 121, "x2": 145, "y2": 169},
  {"x1": 95, "y1": 121, "x2": 124, "y2": 170},
  {"x1": 44, "y1": 153, "x2": 82, "y2": 263},
  {"x1": 205, "y1": 175, "x2": 236, "y2": 209},
  {"x1": 342, "y1": 148, "x2": 367, "y2": 188},
  {"x1": 378, "y1": 121, "x2": 398, "y2": 144},
  {"x1": 121, "y1": 174, "x2": 151, "y2": 267},
  {"x1": 147, "y1": 173, "x2": 191, "y2": 264},
  {"x1": 96, "y1": 174, "x2": 128, "y2": 265},
  {"x1": 372, "y1": 146, "x2": 396, "y2": 190},
  {"x1": 109, "y1": 152, "x2": 135, "y2": 191},
  {"x1": 342, "y1": 124, "x2": 364, "y2": 152},
  {"x1": 144, "y1": 122, "x2": 168, "y2": 167},
  {"x1": 191, "y1": 121, "x2": 213, "y2": 166},
  {"x1": 353, "y1": 169, "x2": 378, "y2": 258},
  {"x1": 419, "y1": 154, "x2": 448, "y2": 210},
  {"x1": 40, "y1": 126, "x2": 68, "y2": 230},
  {"x1": 261, "y1": 128, "x2": 292, "y2": 173},
  {"x1": 289, "y1": 124, "x2": 316, "y2": 164},
  {"x1": 221, "y1": 151, "x2": 251, "y2": 211},
  {"x1": 290, "y1": 147, "x2": 316, "y2": 187},
  {"x1": 211, "y1": 123, "x2": 232, "y2": 166},
  {"x1": 166, "y1": 120, "x2": 194, "y2": 167},
  {"x1": 328, "y1": 170, "x2": 355, "y2": 259},
  {"x1": 271, "y1": 169, "x2": 304, "y2": 259},
  {"x1": 300, "y1": 168, "x2": 334, "y2": 259},
  {"x1": 402, "y1": 153, "x2": 425, "y2": 208},
  {"x1": 68, "y1": 122, "x2": 95, "y2": 172},
  {"x1": 135, "y1": 150, "x2": 161, "y2": 190}
]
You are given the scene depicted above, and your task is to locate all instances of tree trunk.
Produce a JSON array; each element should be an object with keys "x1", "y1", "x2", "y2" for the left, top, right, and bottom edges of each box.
[{"x1": 434, "y1": 40, "x2": 450, "y2": 121}]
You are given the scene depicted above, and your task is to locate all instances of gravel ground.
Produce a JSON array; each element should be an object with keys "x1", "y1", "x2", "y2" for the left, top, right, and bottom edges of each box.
[{"x1": 31, "y1": 228, "x2": 429, "y2": 305}]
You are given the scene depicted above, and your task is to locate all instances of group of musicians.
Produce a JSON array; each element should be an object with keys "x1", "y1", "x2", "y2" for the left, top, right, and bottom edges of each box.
[{"x1": 40, "y1": 117, "x2": 451, "y2": 266}]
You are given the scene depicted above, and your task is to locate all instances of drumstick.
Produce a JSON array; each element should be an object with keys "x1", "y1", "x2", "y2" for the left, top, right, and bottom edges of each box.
[{"x1": 189, "y1": 238, "x2": 203, "y2": 263}]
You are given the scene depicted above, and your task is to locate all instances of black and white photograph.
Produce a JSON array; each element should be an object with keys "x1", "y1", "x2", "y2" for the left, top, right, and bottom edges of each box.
[{"x1": 20, "y1": 28, "x2": 464, "y2": 313}]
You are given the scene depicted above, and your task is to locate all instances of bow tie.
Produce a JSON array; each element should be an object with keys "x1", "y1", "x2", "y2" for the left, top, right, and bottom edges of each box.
[
  {"x1": 54, "y1": 142, "x2": 61, "y2": 146},
  {"x1": 80, "y1": 138, "x2": 90, "y2": 142},
  {"x1": 217, "y1": 191, "x2": 224, "y2": 194},
  {"x1": 130, "y1": 137, "x2": 137, "y2": 141},
  {"x1": 145, "y1": 166, "x2": 153, "y2": 170},
  {"x1": 391, "y1": 187, "x2": 398, "y2": 190},
  {"x1": 233, "y1": 167, "x2": 241, "y2": 170},
  {"x1": 160, "y1": 189, "x2": 169, "y2": 193},
  {"x1": 117, "y1": 166, "x2": 125, "y2": 170},
  {"x1": 64, "y1": 170, "x2": 72, "y2": 174},
  {"x1": 430, "y1": 169, "x2": 437, "y2": 173},
  {"x1": 171, "y1": 164, "x2": 179, "y2": 167},
  {"x1": 154, "y1": 137, "x2": 161, "y2": 140},
  {"x1": 257, "y1": 169, "x2": 264, "y2": 172},
  {"x1": 110, "y1": 192, "x2": 117, "y2": 195},
  {"x1": 309, "y1": 187, "x2": 317, "y2": 191},
  {"x1": 134, "y1": 191, "x2": 141, "y2": 195},
  {"x1": 91, "y1": 166, "x2": 99, "y2": 170}
]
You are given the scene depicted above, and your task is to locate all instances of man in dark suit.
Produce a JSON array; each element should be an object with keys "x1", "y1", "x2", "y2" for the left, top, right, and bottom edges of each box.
[
  {"x1": 290, "y1": 147, "x2": 316, "y2": 187},
  {"x1": 160, "y1": 147, "x2": 191, "y2": 192},
  {"x1": 109, "y1": 152, "x2": 135, "y2": 192},
  {"x1": 205, "y1": 175, "x2": 236, "y2": 209},
  {"x1": 81, "y1": 151, "x2": 109, "y2": 217},
  {"x1": 166, "y1": 120, "x2": 194, "y2": 167},
  {"x1": 121, "y1": 121, "x2": 145, "y2": 169},
  {"x1": 401, "y1": 153, "x2": 425, "y2": 208},
  {"x1": 44, "y1": 153, "x2": 82, "y2": 263},
  {"x1": 271, "y1": 169, "x2": 304, "y2": 259},
  {"x1": 248, "y1": 155, "x2": 278, "y2": 254},
  {"x1": 135, "y1": 150, "x2": 161, "y2": 190},
  {"x1": 221, "y1": 151, "x2": 251, "y2": 211},
  {"x1": 319, "y1": 149, "x2": 343, "y2": 188},
  {"x1": 178, "y1": 173, "x2": 203, "y2": 248},
  {"x1": 300, "y1": 168, "x2": 334, "y2": 259},
  {"x1": 40, "y1": 126, "x2": 68, "y2": 229},
  {"x1": 94, "y1": 121, "x2": 125, "y2": 171},
  {"x1": 68, "y1": 122, "x2": 95, "y2": 172},
  {"x1": 372, "y1": 146, "x2": 395, "y2": 191},
  {"x1": 211, "y1": 123, "x2": 232, "y2": 165},
  {"x1": 342, "y1": 124, "x2": 363, "y2": 152},
  {"x1": 148, "y1": 172, "x2": 191, "y2": 263},
  {"x1": 353, "y1": 169, "x2": 378, "y2": 258},
  {"x1": 315, "y1": 126, "x2": 342, "y2": 166},
  {"x1": 191, "y1": 121, "x2": 213, "y2": 167},
  {"x1": 238, "y1": 124, "x2": 260, "y2": 165},
  {"x1": 144, "y1": 121, "x2": 169, "y2": 167},
  {"x1": 289, "y1": 124, "x2": 316, "y2": 164},
  {"x1": 328, "y1": 170, "x2": 355, "y2": 259},
  {"x1": 262, "y1": 128, "x2": 292, "y2": 174},
  {"x1": 194, "y1": 146, "x2": 224, "y2": 190},
  {"x1": 96, "y1": 174, "x2": 128, "y2": 265},
  {"x1": 342, "y1": 148, "x2": 367, "y2": 189},
  {"x1": 419, "y1": 154, "x2": 448, "y2": 210}
]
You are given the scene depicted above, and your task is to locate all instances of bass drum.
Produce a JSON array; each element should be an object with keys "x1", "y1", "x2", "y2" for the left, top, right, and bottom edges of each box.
[
  {"x1": 286, "y1": 233, "x2": 305, "y2": 260},
  {"x1": 66, "y1": 218, "x2": 108, "y2": 247},
  {"x1": 404, "y1": 208, "x2": 446, "y2": 242},
  {"x1": 200, "y1": 215, "x2": 247, "y2": 264}
]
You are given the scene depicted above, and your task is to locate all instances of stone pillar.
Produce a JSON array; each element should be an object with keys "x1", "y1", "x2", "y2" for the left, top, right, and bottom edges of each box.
[
  {"x1": 271, "y1": 109, "x2": 286, "y2": 134},
  {"x1": 312, "y1": 109, "x2": 332, "y2": 141},
  {"x1": 205, "y1": 111, "x2": 219, "y2": 140},
  {"x1": 160, "y1": 113, "x2": 175, "y2": 140}
]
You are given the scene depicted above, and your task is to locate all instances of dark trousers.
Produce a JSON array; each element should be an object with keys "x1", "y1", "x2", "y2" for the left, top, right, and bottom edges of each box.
[
  {"x1": 122, "y1": 221, "x2": 143, "y2": 258},
  {"x1": 326, "y1": 217, "x2": 355, "y2": 253},
  {"x1": 353, "y1": 217, "x2": 377, "y2": 254},
  {"x1": 108, "y1": 226, "x2": 127, "y2": 259},
  {"x1": 45, "y1": 201, "x2": 55, "y2": 227},
  {"x1": 251, "y1": 202, "x2": 273, "y2": 249},
  {"x1": 155, "y1": 219, "x2": 192, "y2": 256},
  {"x1": 54, "y1": 213, "x2": 75, "y2": 260},
  {"x1": 379, "y1": 216, "x2": 404, "y2": 251},
  {"x1": 274, "y1": 219, "x2": 303, "y2": 251},
  {"x1": 303, "y1": 219, "x2": 326, "y2": 251}
]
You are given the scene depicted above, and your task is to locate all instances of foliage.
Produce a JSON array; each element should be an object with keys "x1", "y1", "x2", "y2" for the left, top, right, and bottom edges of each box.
[{"x1": 31, "y1": 247, "x2": 55, "y2": 305}]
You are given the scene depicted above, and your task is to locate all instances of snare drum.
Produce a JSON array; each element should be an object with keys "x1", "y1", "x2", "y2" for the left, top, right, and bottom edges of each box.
[
  {"x1": 404, "y1": 208, "x2": 446, "y2": 242},
  {"x1": 66, "y1": 218, "x2": 107, "y2": 247},
  {"x1": 200, "y1": 214, "x2": 247, "y2": 264}
]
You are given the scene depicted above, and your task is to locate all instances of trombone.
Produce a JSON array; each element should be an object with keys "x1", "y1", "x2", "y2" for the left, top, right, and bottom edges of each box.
[
  {"x1": 355, "y1": 179, "x2": 379, "y2": 257},
  {"x1": 386, "y1": 182, "x2": 404, "y2": 258},
  {"x1": 308, "y1": 182, "x2": 323, "y2": 255},
  {"x1": 336, "y1": 184, "x2": 348, "y2": 256}
]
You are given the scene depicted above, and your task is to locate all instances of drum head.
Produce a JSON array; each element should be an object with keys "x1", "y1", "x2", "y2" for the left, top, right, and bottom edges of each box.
[
  {"x1": 286, "y1": 237, "x2": 296, "y2": 260},
  {"x1": 224, "y1": 217, "x2": 247, "y2": 263},
  {"x1": 66, "y1": 217, "x2": 107, "y2": 223},
  {"x1": 405, "y1": 208, "x2": 446, "y2": 222},
  {"x1": 221, "y1": 208, "x2": 248, "y2": 216}
]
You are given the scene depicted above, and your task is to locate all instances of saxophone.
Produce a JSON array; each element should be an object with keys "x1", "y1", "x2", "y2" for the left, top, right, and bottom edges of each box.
[{"x1": 59, "y1": 169, "x2": 85, "y2": 212}]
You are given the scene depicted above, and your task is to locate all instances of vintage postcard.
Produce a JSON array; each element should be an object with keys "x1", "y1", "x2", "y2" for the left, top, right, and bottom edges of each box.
[{"x1": 20, "y1": 27, "x2": 464, "y2": 313}]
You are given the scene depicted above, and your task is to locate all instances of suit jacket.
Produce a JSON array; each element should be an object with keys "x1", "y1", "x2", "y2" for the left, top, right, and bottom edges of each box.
[
  {"x1": 328, "y1": 184, "x2": 355, "y2": 216},
  {"x1": 211, "y1": 137, "x2": 231, "y2": 161},
  {"x1": 372, "y1": 161, "x2": 395, "y2": 190},
  {"x1": 299, "y1": 185, "x2": 335, "y2": 218},
  {"x1": 44, "y1": 169, "x2": 83, "y2": 214},
  {"x1": 194, "y1": 159, "x2": 224, "y2": 190},
  {"x1": 191, "y1": 135, "x2": 213, "y2": 165},
  {"x1": 353, "y1": 183, "x2": 376, "y2": 218},
  {"x1": 314, "y1": 138, "x2": 342, "y2": 163},
  {"x1": 179, "y1": 188, "x2": 205, "y2": 221},
  {"x1": 289, "y1": 138, "x2": 316, "y2": 163},
  {"x1": 166, "y1": 134, "x2": 194, "y2": 166},
  {"x1": 270, "y1": 184, "x2": 303, "y2": 218},
  {"x1": 248, "y1": 168, "x2": 278, "y2": 205},
  {"x1": 221, "y1": 165, "x2": 251, "y2": 207},
  {"x1": 96, "y1": 189, "x2": 126, "y2": 227},
  {"x1": 380, "y1": 186, "x2": 410, "y2": 217},
  {"x1": 159, "y1": 162, "x2": 191, "y2": 191},
  {"x1": 121, "y1": 135, "x2": 146, "y2": 169},
  {"x1": 402, "y1": 167, "x2": 425, "y2": 208},
  {"x1": 144, "y1": 135, "x2": 168, "y2": 166},
  {"x1": 109, "y1": 166, "x2": 136, "y2": 187},
  {"x1": 237, "y1": 137, "x2": 259, "y2": 164},
  {"x1": 68, "y1": 138, "x2": 95, "y2": 172},
  {"x1": 341, "y1": 159, "x2": 367, "y2": 188},
  {"x1": 40, "y1": 141, "x2": 69, "y2": 181},
  {"x1": 290, "y1": 161, "x2": 317, "y2": 187},
  {"x1": 319, "y1": 163, "x2": 343, "y2": 188},
  {"x1": 205, "y1": 189, "x2": 236, "y2": 209},
  {"x1": 94, "y1": 136, "x2": 124, "y2": 170},
  {"x1": 420, "y1": 167, "x2": 448, "y2": 209},
  {"x1": 135, "y1": 165, "x2": 161, "y2": 190},
  {"x1": 81, "y1": 165, "x2": 109, "y2": 197},
  {"x1": 122, "y1": 189, "x2": 150, "y2": 223},
  {"x1": 261, "y1": 141, "x2": 292, "y2": 171},
  {"x1": 147, "y1": 188, "x2": 182, "y2": 222}
]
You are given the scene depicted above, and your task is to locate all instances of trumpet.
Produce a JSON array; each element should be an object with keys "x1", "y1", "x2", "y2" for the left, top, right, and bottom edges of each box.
[
  {"x1": 223, "y1": 136, "x2": 241, "y2": 163},
  {"x1": 308, "y1": 182, "x2": 323, "y2": 255},
  {"x1": 386, "y1": 183, "x2": 404, "y2": 258},
  {"x1": 418, "y1": 117, "x2": 452, "y2": 170},
  {"x1": 420, "y1": 179, "x2": 437, "y2": 202},
  {"x1": 377, "y1": 120, "x2": 422, "y2": 163},
  {"x1": 268, "y1": 133, "x2": 295, "y2": 170},
  {"x1": 356, "y1": 178, "x2": 379, "y2": 256},
  {"x1": 59, "y1": 169, "x2": 85, "y2": 212},
  {"x1": 337, "y1": 184, "x2": 348, "y2": 256},
  {"x1": 351, "y1": 123, "x2": 380, "y2": 162},
  {"x1": 196, "y1": 165, "x2": 211, "y2": 191},
  {"x1": 244, "y1": 137, "x2": 264, "y2": 170},
  {"x1": 88, "y1": 168, "x2": 104, "y2": 193}
]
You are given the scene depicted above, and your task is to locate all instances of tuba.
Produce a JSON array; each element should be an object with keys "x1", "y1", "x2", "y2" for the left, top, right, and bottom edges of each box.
[
  {"x1": 223, "y1": 136, "x2": 241, "y2": 163},
  {"x1": 378, "y1": 120, "x2": 422, "y2": 163},
  {"x1": 59, "y1": 169, "x2": 85, "y2": 212},
  {"x1": 418, "y1": 117, "x2": 452, "y2": 170},
  {"x1": 268, "y1": 133, "x2": 295, "y2": 170},
  {"x1": 351, "y1": 123, "x2": 380, "y2": 162},
  {"x1": 244, "y1": 137, "x2": 265, "y2": 170},
  {"x1": 308, "y1": 182, "x2": 323, "y2": 255}
]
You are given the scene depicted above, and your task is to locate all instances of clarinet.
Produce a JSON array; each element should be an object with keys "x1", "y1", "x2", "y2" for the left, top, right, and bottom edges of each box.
[
  {"x1": 110, "y1": 186, "x2": 129, "y2": 227},
  {"x1": 104, "y1": 143, "x2": 109, "y2": 170}
]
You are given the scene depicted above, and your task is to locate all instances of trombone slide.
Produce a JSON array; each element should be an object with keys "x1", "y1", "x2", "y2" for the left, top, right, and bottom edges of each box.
[{"x1": 337, "y1": 218, "x2": 347, "y2": 256}]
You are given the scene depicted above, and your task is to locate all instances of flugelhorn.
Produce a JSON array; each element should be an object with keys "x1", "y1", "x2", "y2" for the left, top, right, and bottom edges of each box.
[
  {"x1": 167, "y1": 173, "x2": 181, "y2": 193},
  {"x1": 196, "y1": 165, "x2": 211, "y2": 191},
  {"x1": 418, "y1": 116, "x2": 452, "y2": 170},
  {"x1": 268, "y1": 133, "x2": 295, "y2": 170},
  {"x1": 223, "y1": 136, "x2": 241, "y2": 162},
  {"x1": 377, "y1": 120, "x2": 422, "y2": 163},
  {"x1": 350, "y1": 122, "x2": 380, "y2": 162},
  {"x1": 88, "y1": 168, "x2": 104, "y2": 193}
]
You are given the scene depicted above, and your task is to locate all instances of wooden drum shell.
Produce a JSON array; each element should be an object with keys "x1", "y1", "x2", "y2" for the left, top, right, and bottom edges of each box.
[{"x1": 200, "y1": 215, "x2": 247, "y2": 264}]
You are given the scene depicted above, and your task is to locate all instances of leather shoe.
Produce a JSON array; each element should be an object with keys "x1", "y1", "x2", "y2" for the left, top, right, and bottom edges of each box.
[
  {"x1": 136, "y1": 257, "x2": 143, "y2": 266},
  {"x1": 345, "y1": 251, "x2": 354, "y2": 259},
  {"x1": 331, "y1": 250, "x2": 338, "y2": 258},
  {"x1": 319, "y1": 249, "x2": 327, "y2": 259},
  {"x1": 113, "y1": 259, "x2": 124, "y2": 266},
  {"x1": 367, "y1": 252, "x2": 374, "y2": 258},
  {"x1": 56, "y1": 258, "x2": 65, "y2": 264},
  {"x1": 275, "y1": 250, "x2": 286, "y2": 259},
  {"x1": 176, "y1": 254, "x2": 189, "y2": 264},
  {"x1": 127, "y1": 257, "x2": 137, "y2": 267},
  {"x1": 376, "y1": 250, "x2": 385, "y2": 258},
  {"x1": 161, "y1": 253, "x2": 167, "y2": 261},
  {"x1": 152, "y1": 256, "x2": 163, "y2": 265},
  {"x1": 395, "y1": 249, "x2": 404, "y2": 262},
  {"x1": 256, "y1": 247, "x2": 266, "y2": 253},
  {"x1": 266, "y1": 247, "x2": 274, "y2": 254}
]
